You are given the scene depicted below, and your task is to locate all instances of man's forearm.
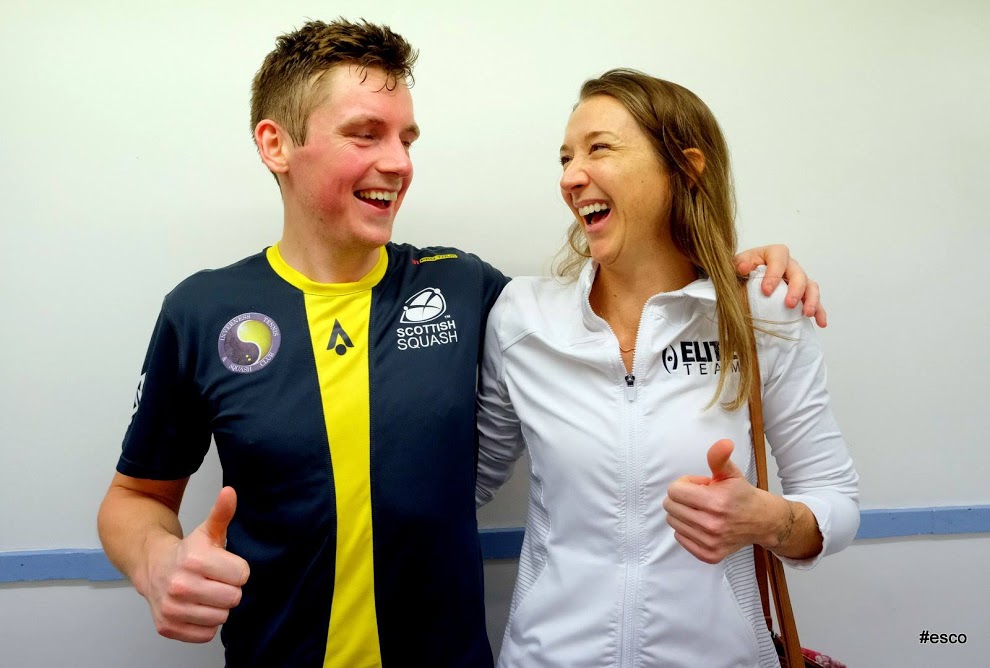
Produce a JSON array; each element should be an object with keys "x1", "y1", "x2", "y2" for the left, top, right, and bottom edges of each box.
[{"x1": 97, "y1": 479, "x2": 185, "y2": 594}]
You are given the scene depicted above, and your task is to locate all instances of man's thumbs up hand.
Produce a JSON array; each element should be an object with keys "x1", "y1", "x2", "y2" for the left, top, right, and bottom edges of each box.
[{"x1": 144, "y1": 487, "x2": 250, "y2": 643}]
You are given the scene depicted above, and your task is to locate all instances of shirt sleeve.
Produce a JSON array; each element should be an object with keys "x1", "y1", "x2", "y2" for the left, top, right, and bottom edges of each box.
[
  {"x1": 117, "y1": 300, "x2": 212, "y2": 480},
  {"x1": 473, "y1": 253, "x2": 511, "y2": 319},
  {"x1": 750, "y1": 274, "x2": 860, "y2": 569},
  {"x1": 475, "y1": 288, "x2": 526, "y2": 507}
]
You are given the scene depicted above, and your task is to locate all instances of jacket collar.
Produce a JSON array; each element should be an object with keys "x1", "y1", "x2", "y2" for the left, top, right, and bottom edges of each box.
[{"x1": 577, "y1": 259, "x2": 717, "y2": 329}]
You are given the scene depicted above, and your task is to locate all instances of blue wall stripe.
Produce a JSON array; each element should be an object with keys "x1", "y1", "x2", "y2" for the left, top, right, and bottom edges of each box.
[
  {"x1": 856, "y1": 505, "x2": 990, "y2": 539},
  {"x1": 2, "y1": 506, "x2": 987, "y2": 584},
  {"x1": 0, "y1": 549, "x2": 122, "y2": 583}
]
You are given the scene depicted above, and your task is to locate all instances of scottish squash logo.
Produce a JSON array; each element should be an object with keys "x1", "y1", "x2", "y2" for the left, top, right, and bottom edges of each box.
[{"x1": 400, "y1": 287, "x2": 447, "y2": 323}]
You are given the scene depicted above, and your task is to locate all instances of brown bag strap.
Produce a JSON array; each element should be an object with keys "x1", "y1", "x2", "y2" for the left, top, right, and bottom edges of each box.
[{"x1": 741, "y1": 284, "x2": 805, "y2": 668}]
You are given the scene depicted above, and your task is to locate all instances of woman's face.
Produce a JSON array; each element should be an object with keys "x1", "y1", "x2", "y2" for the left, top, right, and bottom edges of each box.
[{"x1": 559, "y1": 95, "x2": 671, "y2": 268}]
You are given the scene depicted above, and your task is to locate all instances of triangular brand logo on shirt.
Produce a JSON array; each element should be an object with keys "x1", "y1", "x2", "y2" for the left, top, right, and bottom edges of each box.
[{"x1": 327, "y1": 319, "x2": 355, "y2": 356}]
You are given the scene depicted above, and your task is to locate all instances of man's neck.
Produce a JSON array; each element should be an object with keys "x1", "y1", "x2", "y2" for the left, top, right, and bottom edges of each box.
[{"x1": 277, "y1": 232, "x2": 382, "y2": 284}]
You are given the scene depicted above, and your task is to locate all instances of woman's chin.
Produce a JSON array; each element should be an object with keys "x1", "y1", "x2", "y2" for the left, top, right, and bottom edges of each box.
[{"x1": 588, "y1": 243, "x2": 619, "y2": 268}]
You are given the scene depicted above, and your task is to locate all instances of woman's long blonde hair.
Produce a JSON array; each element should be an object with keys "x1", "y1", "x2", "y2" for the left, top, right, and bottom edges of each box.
[{"x1": 554, "y1": 69, "x2": 753, "y2": 410}]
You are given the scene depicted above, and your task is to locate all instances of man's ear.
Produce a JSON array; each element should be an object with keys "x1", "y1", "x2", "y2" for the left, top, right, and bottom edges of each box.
[
  {"x1": 683, "y1": 148, "x2": 705, "y2": 185},
  {"x1": 255, "y1": 119, "x2": 292, "y2": 176}
]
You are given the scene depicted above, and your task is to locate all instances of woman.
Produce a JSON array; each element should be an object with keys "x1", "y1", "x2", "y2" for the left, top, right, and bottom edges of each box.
[{"x1": 476, "y1": 70, "x2": 859, "y2": 668}]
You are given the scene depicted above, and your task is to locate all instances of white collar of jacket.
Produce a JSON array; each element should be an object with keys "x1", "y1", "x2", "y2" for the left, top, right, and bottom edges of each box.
[{"x1": 576, "y1": 259, "x2": 717, "y2": 330}]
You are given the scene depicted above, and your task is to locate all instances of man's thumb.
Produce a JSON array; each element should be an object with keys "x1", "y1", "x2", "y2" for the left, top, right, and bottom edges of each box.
[
  {"x1": 201, "y1": 486, "x2": 237, "y2": 547},
  {"x1": 707, "y1": 439, "x2": 742, "y2": 481}
]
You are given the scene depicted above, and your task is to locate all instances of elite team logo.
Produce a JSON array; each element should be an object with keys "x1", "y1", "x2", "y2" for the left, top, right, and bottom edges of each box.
[
  {"x1": 401, "y1": 287, "x2": 447, "y2": 323},
  {"x1": 218, "y1": 313, "x2": 281, "y2": 373},
  {"x1": 396, "y1": 287, "x2": 459, "y2": 351},
  {"x1": 327, "y1": 319, "x2": 354, "y2": 356},
  {"x1": 662, "y1": 340, "x2": 738, "y2": 376}
]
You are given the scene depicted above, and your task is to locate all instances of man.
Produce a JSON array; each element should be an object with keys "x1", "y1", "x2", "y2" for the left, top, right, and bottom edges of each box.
[{"x1": 97, "y1": 18, "x2": 823, "y2": 668}]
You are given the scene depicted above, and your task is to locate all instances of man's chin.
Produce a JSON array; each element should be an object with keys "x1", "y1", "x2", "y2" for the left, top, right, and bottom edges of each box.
[{"x1": 358, "y1": 220, "x2": 395, "y2": 248}]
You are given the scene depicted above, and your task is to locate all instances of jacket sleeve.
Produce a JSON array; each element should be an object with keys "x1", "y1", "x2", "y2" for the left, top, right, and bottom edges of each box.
[
  {"x1": 475, "y1": 288, "x2": 526, "y2": 507},
  {"x1": 751, "y1": 274, "x2": 860, "y2": 569}
]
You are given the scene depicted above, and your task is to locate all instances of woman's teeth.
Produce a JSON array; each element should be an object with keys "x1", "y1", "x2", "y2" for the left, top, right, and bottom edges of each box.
[
  {"x1": 578, "y1": 202, "x2": 610, "y2": 217},
  {"x1": 579, "y1": 203, "x2": 610, "y2": 225}
]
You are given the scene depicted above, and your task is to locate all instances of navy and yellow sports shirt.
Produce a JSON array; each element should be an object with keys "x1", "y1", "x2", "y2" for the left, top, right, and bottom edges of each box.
[{"x1": 118, "y1": 242, "x2": 508, "y2": 667}]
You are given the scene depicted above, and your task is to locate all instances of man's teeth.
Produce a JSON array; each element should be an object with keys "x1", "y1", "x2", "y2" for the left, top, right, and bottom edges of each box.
[
  {"x1": 357, "y1": 191, "x2": 398, "y2": 202},
  {"x1": 578, "y1": 203, "x2": 610, "y2": 217}
]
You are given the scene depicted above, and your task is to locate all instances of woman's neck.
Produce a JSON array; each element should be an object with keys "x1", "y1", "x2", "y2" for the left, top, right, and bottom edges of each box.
[{"x1": 592, "y1": 246, "x2": 697, "y2": 316}]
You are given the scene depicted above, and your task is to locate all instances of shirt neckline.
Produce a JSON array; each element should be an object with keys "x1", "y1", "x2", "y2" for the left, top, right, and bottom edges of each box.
[{"x1": 266, "y1": 243, "x2": 388, "y2": 296}]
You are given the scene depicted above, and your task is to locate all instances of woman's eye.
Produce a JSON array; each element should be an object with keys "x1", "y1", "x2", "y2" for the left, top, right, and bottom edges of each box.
[
  {"x1": 559, "y1": 155, "x2": 572, "y2": 166},
  {"x1": 590, "y1": 143, "x2": 610, "y2": 153}
]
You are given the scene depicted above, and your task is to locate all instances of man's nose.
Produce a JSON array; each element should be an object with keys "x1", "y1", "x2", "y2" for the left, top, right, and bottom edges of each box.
[{"x1": 379, "y1": 137, "x2": 413, "y2": 177}]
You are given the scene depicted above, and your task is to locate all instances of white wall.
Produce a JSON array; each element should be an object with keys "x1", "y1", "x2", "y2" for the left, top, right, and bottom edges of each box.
[{"x1": 1, "y1": 0, "x2": 987, "y2": 666}]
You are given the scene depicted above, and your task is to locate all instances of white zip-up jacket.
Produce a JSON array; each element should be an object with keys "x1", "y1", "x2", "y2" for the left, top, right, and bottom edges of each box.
[{"x1": 476, "y1": 263, "x2": 860, "y2": 668}]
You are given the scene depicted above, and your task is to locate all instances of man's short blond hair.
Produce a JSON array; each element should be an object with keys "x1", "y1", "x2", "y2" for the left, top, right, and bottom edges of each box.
[{"x1": 250, "y1": 18, "x2": 418, "y2": 146}]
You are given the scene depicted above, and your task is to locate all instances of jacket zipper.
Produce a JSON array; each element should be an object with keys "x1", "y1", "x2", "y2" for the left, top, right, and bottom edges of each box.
[
  {"x1": 619, "y1": 368, "x2": 640, "y2": 668},
  {"x1": 624, "y1": 373, "x2": 636, "y2": 401},
  {"x1": 618, "y1": 314, "x2": 647, "y2": 668},
  {"x1": 587, "y1": 284, "x2": 648, "y2": 668}
]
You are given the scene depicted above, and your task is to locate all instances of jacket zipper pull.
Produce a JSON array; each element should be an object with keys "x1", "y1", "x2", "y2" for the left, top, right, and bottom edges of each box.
[{"x1": 624, "y1": 374, "x2": 636, "y2": 401}]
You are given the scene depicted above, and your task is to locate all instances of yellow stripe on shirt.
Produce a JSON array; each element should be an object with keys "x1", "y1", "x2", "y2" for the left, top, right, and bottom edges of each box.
[{"x1": 269, "y1": 244, "x2": 387, "y2": 668}]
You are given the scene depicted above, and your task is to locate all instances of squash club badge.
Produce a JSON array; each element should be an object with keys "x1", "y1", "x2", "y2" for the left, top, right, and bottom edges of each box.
[{"x1": 218, "y1": 313, "x2": 281, "y2": 373}]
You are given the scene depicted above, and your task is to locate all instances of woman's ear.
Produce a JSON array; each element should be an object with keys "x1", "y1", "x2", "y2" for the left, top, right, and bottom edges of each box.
[{"x1": 683, "y1": 148, "x2": 705, "y2": 185}]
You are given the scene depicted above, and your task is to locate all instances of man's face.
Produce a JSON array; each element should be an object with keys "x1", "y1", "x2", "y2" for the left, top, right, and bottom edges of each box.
[{"x1": 285, "y1": 65, "x2": 419, "y2": 253}]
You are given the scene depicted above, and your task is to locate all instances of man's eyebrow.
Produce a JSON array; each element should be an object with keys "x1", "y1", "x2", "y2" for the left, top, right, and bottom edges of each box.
[
  {"x1": 340, "y1": 115, "x2": 420, "y2": 139},
  {"x1": 559, "y1": 131, "x2": 619, "y2": 153}
]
